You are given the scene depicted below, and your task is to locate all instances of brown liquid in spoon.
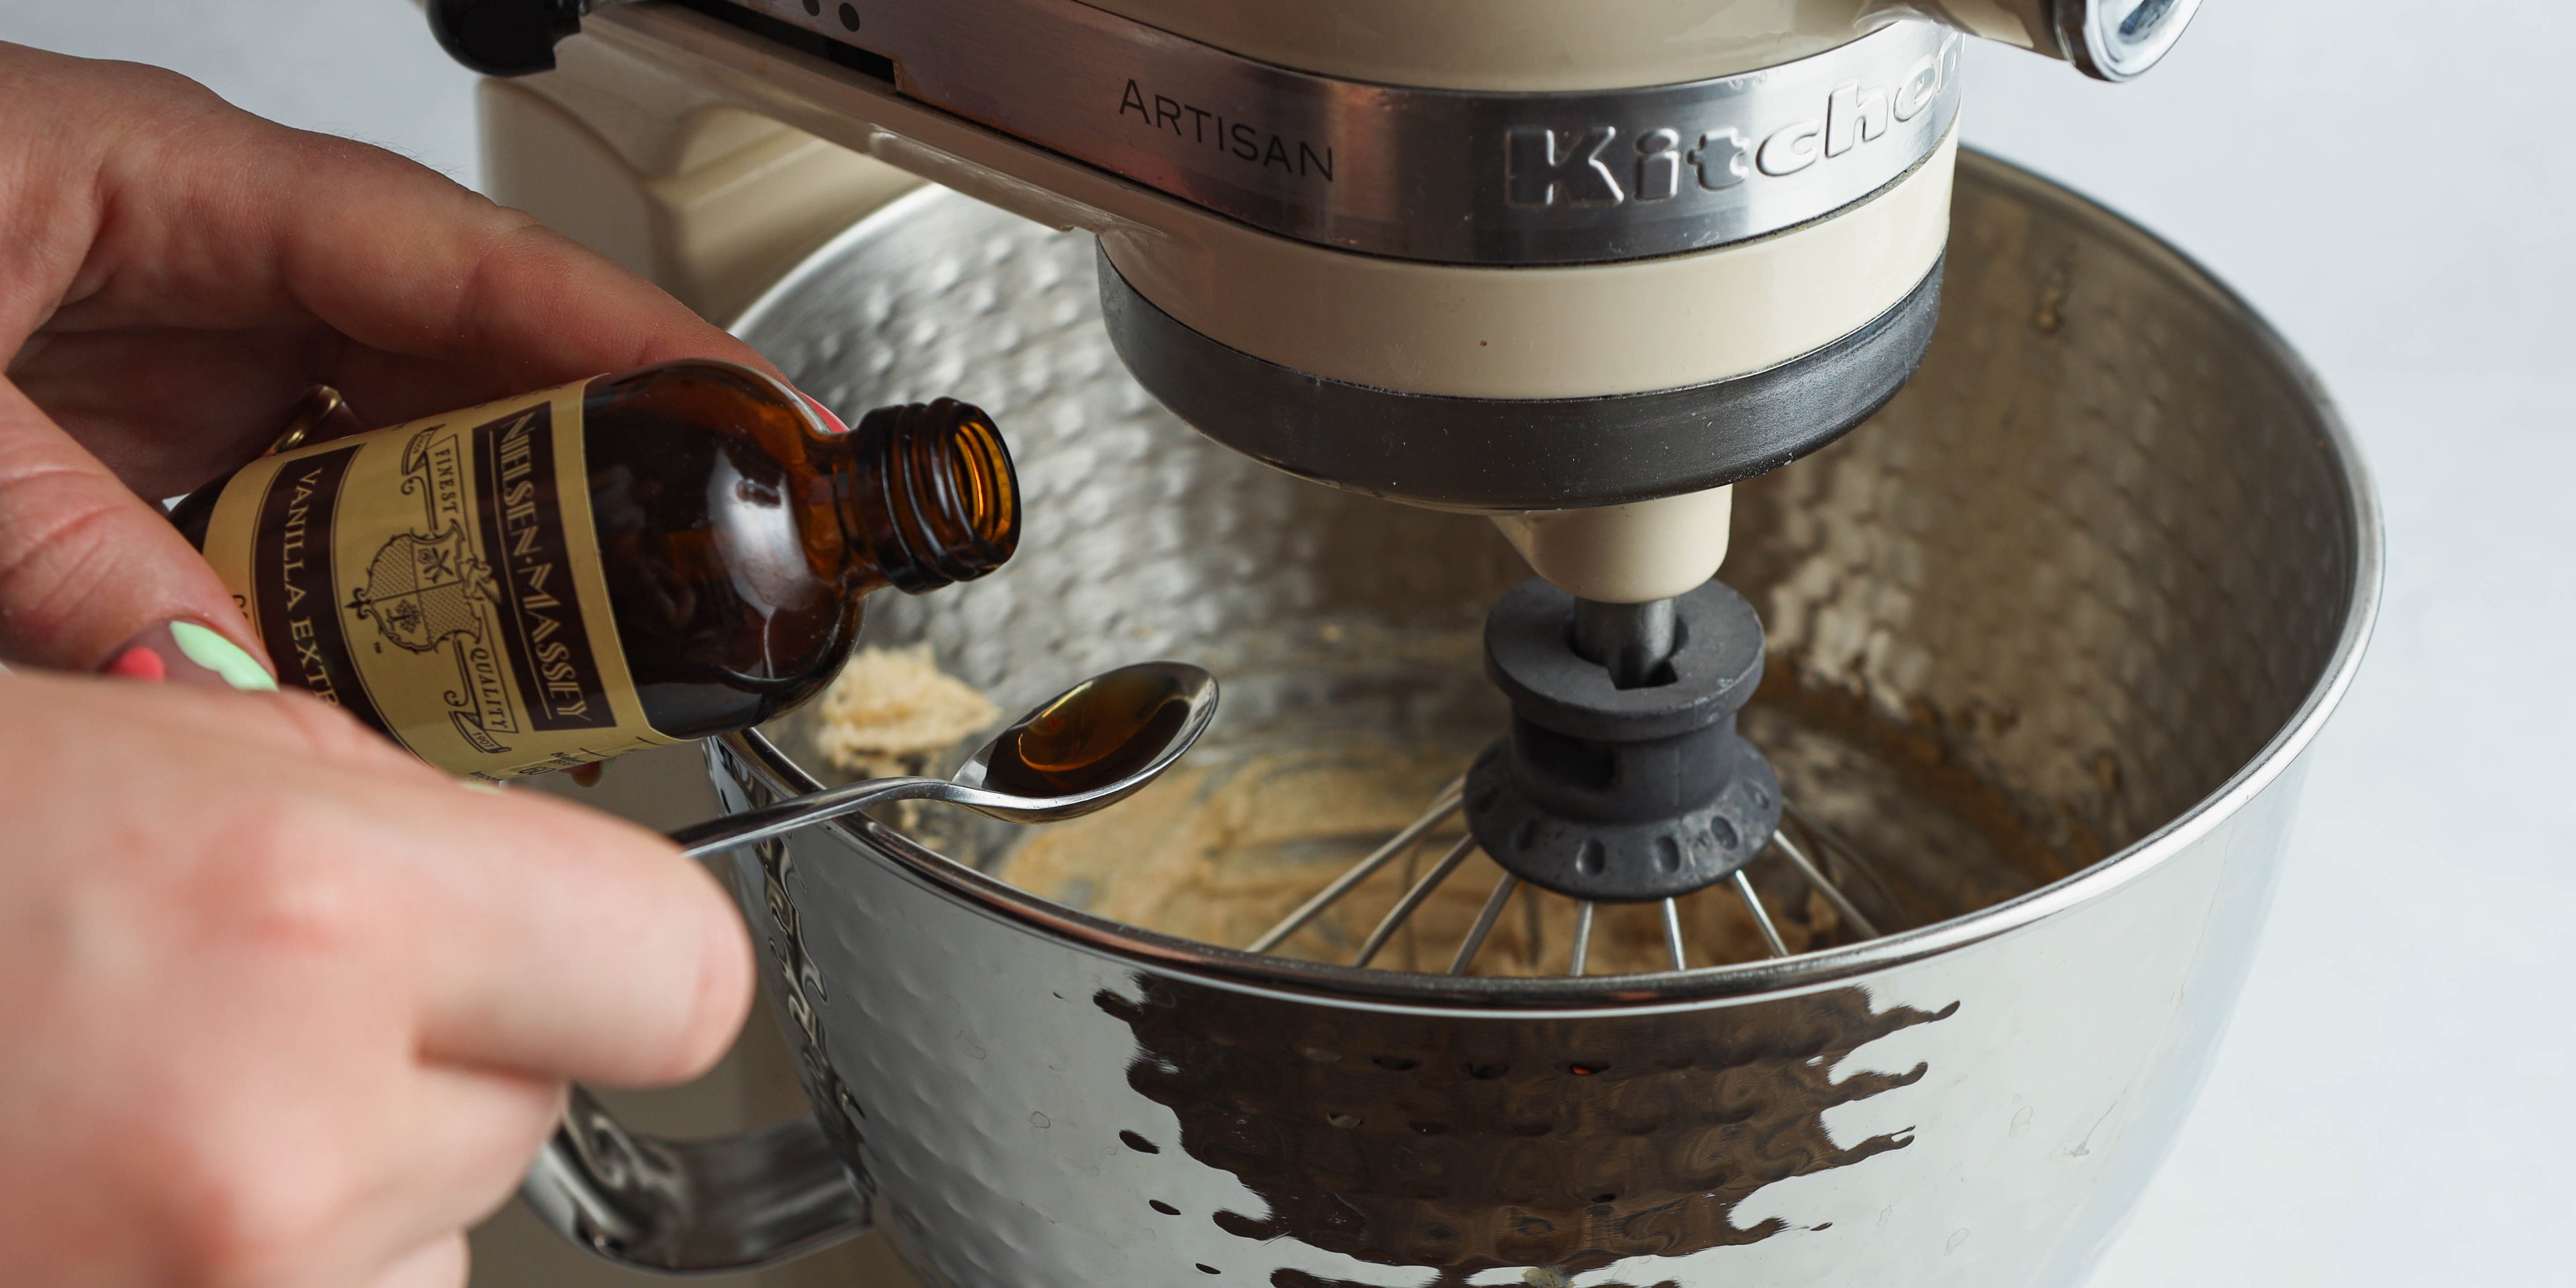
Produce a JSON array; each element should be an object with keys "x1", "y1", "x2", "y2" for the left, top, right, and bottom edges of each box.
[{"x1": 979, "y1": 666, "x2": 1193, "y2": 798}]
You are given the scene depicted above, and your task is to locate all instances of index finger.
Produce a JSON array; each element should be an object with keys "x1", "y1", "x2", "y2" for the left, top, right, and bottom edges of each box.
[
  {"x1": 323, "y1": 776, "x2": 757, "y2": 1087},
  {"x1": 0, "y1": 47, "x2": 785, "y2": 671},
  {"x1": 16, "y1": 44, "x2": 777, "y2": 424}
]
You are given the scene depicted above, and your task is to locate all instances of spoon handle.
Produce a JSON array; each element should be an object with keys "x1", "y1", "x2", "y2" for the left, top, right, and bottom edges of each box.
[{"x1": 670, "y1": 777, "x2": 952, "y2": 859}]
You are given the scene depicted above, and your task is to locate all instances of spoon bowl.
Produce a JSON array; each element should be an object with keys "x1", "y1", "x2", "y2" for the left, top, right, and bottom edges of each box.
[{"x1": 667, "y1": 661, "x2": 1216, "y2": 859}]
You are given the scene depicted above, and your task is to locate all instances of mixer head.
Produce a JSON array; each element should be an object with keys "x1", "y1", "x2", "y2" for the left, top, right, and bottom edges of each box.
[
  {"x1": 425, "y1": 0, "x2": 2208, "y2": 983},
  {"x1": 431, "y1": 0, "x2": 2202, "y2": 600}
]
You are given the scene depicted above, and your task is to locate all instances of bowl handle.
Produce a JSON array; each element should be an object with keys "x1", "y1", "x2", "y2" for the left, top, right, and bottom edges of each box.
[{"x1": 518, "y1": 1085, "x2": 871, "y2": 1273}]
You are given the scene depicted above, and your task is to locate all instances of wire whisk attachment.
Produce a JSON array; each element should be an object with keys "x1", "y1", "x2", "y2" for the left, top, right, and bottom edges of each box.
[
  {"x1": 1243, "y1": 777, "x2": 1900, "y2": 976},
  {"x1": 1241, "y1": 578, "x2": 1907, "y2": 975}
]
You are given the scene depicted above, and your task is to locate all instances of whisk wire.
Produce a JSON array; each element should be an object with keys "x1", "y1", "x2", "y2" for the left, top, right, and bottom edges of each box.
[
  {"x1": 1447, "y1": 872, "x2": 1520, "y2": 975},
  {"x1": 1352, "y1": 834, "x2": 1481, "y2": 969},
  {"x1": 1246, "y1": 778, "x2": 1464, "y2": 953},
  {"x1": 1263, "y1": 776, "x2": 1894, "y2": 975},
  {"x1": 1521, "y1": 887, "x2": 1544, "y2": 969},
  {"x1": 1733, "y1": 870, "x2": 1790, "y2": 958},
  {"x1": 1782, "y1": 798, "x2": 1909, "y2": 928},
  {"x1": 1770, "y1": 827, "x2": 1882, "y2": 939}
]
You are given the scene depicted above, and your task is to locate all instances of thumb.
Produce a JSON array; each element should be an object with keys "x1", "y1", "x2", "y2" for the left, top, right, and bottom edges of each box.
[{"x1": 0, "y1": 375, "x2": 272, "y2": 680}]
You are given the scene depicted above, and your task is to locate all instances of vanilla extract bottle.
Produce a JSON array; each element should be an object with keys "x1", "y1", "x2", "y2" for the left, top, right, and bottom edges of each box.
[{"x1": 169, "y1": 360, "x2": 1019, "y2": 780}]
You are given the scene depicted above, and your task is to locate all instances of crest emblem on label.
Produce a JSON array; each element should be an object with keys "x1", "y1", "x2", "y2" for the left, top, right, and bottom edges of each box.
[
  {"x1": 347, "y1": 521, "x2": 519, "y2": 754},
  {"x1": 351, "y1": 526, "x2": 489, "y2": 655}
]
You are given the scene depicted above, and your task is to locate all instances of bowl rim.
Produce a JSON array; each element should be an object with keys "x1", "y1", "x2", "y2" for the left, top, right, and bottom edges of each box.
[{"x1": 720, "y1": 148, "x2": 2383, "y2": 1011}]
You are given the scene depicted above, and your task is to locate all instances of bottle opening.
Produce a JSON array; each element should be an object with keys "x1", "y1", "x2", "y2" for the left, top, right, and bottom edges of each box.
[
  {"x1": 934, "y1": 402, "x2": 1020, "y2": 568},
  {"x1": 855, "y1": 398, "x2": 1022, "y2": 592}
]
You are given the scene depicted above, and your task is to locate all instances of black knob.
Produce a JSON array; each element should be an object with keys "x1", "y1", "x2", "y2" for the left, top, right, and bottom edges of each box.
[{"x1": 427, "y1": 0, "x2": 592, "y2": 77}]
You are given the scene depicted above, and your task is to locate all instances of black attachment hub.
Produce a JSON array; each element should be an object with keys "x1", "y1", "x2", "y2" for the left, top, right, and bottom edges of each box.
[
  {"x1": 1465, "y1": 579, "x2": 1782, "y2": 902},
  {"x1": 428, "y1": 0, "x2": 596, "y2": 76}
]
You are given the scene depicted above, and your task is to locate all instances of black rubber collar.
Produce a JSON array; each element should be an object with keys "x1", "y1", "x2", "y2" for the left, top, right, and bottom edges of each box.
[{"x1": 1098, "y1": 248, "x2": 1943, "y2": 509}]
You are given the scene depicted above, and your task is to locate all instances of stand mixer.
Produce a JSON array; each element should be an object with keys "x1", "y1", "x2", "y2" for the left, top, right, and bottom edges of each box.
[
  {"x1": 435, "y1": 0, "x2": 2194, "y2": 557},
  {"x1": 408, "y1": 4, "x2": 2384, "y2": 1286},
  {"x1": 435, "y1": 0, "x2": 2195, "y2": 973}
]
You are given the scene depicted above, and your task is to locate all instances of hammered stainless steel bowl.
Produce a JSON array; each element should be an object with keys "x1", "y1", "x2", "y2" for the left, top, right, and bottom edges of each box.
[{"x1": 525, "y1": 152, "x2": 2375, "y2": 1287}]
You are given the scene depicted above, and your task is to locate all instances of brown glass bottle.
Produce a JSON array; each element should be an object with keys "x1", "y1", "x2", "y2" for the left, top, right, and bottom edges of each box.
[{"x1": 170, "y1": 359, "x2": 1018, "y2": 779}]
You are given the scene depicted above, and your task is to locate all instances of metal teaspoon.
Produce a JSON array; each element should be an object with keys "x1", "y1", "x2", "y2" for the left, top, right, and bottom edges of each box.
[{"x1": 667, "y1": 661, "x2": 1217, "y2": 859}]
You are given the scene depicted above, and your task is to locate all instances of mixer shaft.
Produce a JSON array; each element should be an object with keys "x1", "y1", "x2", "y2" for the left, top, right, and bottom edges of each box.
[{"x1": 1571, "y1": 597, "x2": 1680, "y2": 690}]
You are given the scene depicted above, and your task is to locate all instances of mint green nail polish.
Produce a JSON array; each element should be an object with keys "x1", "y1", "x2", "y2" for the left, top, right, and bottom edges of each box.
[{"x1": 169, "y1": 621, "x2": 278, "y2": 692}]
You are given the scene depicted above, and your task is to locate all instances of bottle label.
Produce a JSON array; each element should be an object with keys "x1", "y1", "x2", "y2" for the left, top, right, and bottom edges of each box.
[{"x1": 196, "y1": 380, "x2": 677, "y2": 780}]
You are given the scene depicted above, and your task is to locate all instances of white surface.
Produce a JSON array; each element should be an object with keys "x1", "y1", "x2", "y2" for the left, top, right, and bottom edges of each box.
[
  {"x1": 1, "y1": 0, "x2": 480, "y2": 188},
  {"x1": 1957, "y1": 5, "x2": 2576, "y2": 1281},
  {"x1": 6, "y1": 1, "x2": 2571, "y2": 1282}
]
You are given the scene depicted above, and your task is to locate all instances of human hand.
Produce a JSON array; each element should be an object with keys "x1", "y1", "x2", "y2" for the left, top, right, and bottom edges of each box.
[
  {"x1": 0, "y1": 42, "x2": 777, "y2": 680},
  {"x1": 0, "y1": 668, "x2": 754, "y2": 1287}
]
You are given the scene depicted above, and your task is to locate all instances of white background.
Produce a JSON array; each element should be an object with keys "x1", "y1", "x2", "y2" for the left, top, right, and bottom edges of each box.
[{"x1": 6, "y1": 1, "x2": 2572, "y2": 1283}]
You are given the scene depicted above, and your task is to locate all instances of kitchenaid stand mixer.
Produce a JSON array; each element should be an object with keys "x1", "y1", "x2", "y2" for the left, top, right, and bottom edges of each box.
[
  {"x1": 405, "y1": 5, "x2": 2386, "y2": 1287},
  {"x1": 439, "y1": 0, "x2": 2193, "y2": 964}
]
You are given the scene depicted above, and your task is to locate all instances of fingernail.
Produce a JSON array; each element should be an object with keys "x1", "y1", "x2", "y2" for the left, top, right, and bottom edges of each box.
[
  {"x1": 102, "y1": 621, "x2": 278, "y2": 692},
  {"x1": 171, "y1": 622, "x2": 278, "y2": 691},
  {"x1": 799, "y1": 393, "x2": 851, "y2": 435},
  {"x1": 104, "y1": 645, "x2": 168, "y2": 682}
]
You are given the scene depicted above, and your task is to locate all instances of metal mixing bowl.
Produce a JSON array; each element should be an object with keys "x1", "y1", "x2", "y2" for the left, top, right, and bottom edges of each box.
[{"x1": 533, "y1": 152, "x2": 2375, "y2": 1287}]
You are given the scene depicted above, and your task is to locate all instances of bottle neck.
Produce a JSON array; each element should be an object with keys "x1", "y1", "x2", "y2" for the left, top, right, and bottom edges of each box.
[{"x1": 830, "y1": 398, "x2": 1020, "y2": 596}]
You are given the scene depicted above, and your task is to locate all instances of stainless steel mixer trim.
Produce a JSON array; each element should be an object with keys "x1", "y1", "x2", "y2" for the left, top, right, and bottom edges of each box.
[
  {"x1": 710, "y1": 0, "x2": 1960, "y2": 265},
  {"x1": 716, "y1": 150, "x2": 2379, "y2": 1012},
  {"x1": 1097, "y1": 248, "x2": 1947, "y2": 508}
]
